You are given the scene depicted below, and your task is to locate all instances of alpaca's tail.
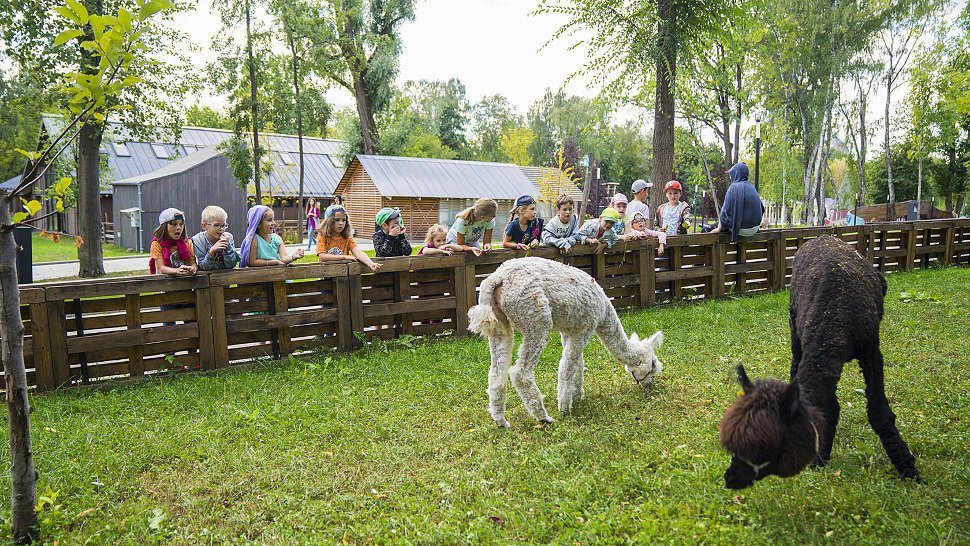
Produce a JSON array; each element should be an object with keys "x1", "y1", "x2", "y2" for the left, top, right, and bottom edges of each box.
[{"x1": 468, "y1": 276, "x2": 506, "y2": 337}]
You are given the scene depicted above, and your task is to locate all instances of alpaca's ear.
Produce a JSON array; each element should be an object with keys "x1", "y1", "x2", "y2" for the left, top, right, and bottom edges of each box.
[
  {"x1": 780, "y1": 379, "x2": 801, "y2": 421},
  {"x1": 736, "y1": 365, "x2": 754, "y2": 394},
  {"x1": 647, "y1": 331, "x2": 663, "y2": 348},
  {"x1": 630, "y1": 332, "x2": 640, "y2": 343}
]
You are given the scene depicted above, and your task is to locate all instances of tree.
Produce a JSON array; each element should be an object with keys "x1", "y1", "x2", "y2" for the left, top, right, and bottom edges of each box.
[
  {"x1": 0, "y1": 72, "x2": 56, "y2": 182},
  {"x1": 184, "y1": 105, "x2": 232, "y2": 129},
  {"x1": 301, "y1": 0, "x2": 414, "y2": 154},
  {"x1": 0, "y1": 4, "x2": 175, "y2": 540},
  {"x1": 470, "y1": 94, "x2": 521, "y2": 162},
  {"x1": 500, "y1": 127, "x2": 536, "y2": 166}
]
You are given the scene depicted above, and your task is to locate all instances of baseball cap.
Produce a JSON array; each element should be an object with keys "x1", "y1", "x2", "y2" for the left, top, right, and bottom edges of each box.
[
  {"x1": 664, "y1": 180, "x2": 683, "y2": 192},
  {"x1": 158, "y1": 208, "x2": 184, "y2": 225},
  {"x1": 600, "y1": 207, "x2": 621, "y2": 224},
  {"x1": 324, "y1": 204, "x2": 346, "y2": 219},
  {"x1": 510, "y1": 195, "x2": 536, "y2": 213},
  {"x1": 375, "y1": 207, "x2": 401, "y2": 226},
  {"x1": 631, "y1": 179, "x2": 650, "y2": 193},
  {"x1": 611, "y1": 193, "x2": 629, "y2": 205}
]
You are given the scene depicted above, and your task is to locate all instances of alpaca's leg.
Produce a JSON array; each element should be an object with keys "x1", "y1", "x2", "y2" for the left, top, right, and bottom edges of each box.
[
  {"x1": 807, "y1": 379, "x2": 841, "y2": 469},
  {"x1": 487, "y1": 327, "x2": 515, "y2": 428},
  {"x1": 509, "y1": 329, "x2": 553, "y2": 423},
  {"x1": 789, "y1": 309, "x2": 802, "y2": 381},
  {"x1": 861, "y1": 350, "x2": 923, "y2": 481},
  {"x1": 558, "y1": 331, "x2": 592, "y2": 414}
]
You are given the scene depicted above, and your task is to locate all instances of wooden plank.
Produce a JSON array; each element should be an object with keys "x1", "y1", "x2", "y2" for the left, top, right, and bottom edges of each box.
[
  {"x1": 272, "y1": 281, "x2": 291, "y2": 356},
  {"x1": 46, "y1": 300, "x2": 71, "y2": 387},
  {"x1": 226, "y1": 308, "x2": 339, "y2": 334},
  {"x1": 67, "y1": 322, "x2": 198, "y2": 354},
  {"x1": 656, "y1": 266, "x2": 714, "y2": 283},
  {"x1": 18, "y1": 287, "x2": 46, "y2": 304},
  {"x1": 670, "y1": 245, "x2": 683, "y2": 298},
  {"x1": 28, "y1": 302, "x2": 54, "y2": 390},
  {"x1": 637, "y1": 249, "x2": 654, "y2": 308},
  {"x1": 711, "y1": 241, "x2": 725, "y2": 298},
  {"x1": 598, "y1": 274, "x2": 639, "y2": 290},
  {"x1": 771, "y1": 235, "x2": 786, "y2": 290},
  {"x1": 944, "y1": 225, "x2": 955, "y2": 265},
  {"x1": 209, "y1": 285, "x2": 229, "y2": 368},
  {"x1": 725, "y1": 261, "x2": 773, "y2": 274},
  {"x1": 593, "y1": 252, "x2": 606, "y2": 279},
  {"x1": 362, "y1": 296, "x2": 457, "y2": 319},
  {"x1": 905, "y1": 228, "x2": 917, "y2": 271},
  {"x1": 45, "y1": 274, "x2": 208, "y2": 300},
  {"x1": 194, "y1": 288, "x2": 215, "y2": 370},
  {"x1": 125, "y1": 294, "x2": 145, "y2": 377},
  {"x1": 207, "y1": 262, "x2": 349, "y2": 286}
]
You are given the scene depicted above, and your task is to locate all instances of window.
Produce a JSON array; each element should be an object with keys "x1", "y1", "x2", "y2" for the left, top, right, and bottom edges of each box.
[
  {"x1": 151, "y1": 144, "x2": 171, "y2": 159},
  {"x1": 279, "y1": 152, "x2": 293, "y2": 165},
  {"x1": 113, "y1": 142, "x2": 131, "y2": 157}
]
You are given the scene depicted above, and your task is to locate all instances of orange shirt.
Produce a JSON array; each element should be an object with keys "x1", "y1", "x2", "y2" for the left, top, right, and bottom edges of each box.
[{"x1": 316, "y1": 234, "x2": 357, "y2": 256}]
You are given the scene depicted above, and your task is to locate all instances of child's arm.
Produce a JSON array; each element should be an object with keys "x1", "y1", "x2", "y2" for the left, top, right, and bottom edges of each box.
[
  {"x1": 351, "y1": 246, "x2": 382, "y2": 271},
  {"x1": 248, "y1": 240, "x2": 283, "y2": 267},
  {"x1": 279, "y1": 241, "x2": 305, "y2": 265},
  {"x1": 635, "y1": 227, "x2": 667, "y2": 255},
  {"x1": 502, "y1": 234, "x2": 527, "y2": 250},
  {"x1": 421, "y1": 246, "x2": 450, "y2": 255},
  {"x1": 154, "y1": 257, "x2": 186, "y2": 276},
  {"x1": 317, "y1": 252, "x2": 353, "y2": 262},
  {"x1": 482, "y1": 229, "x2": 493, "y2": 251}
]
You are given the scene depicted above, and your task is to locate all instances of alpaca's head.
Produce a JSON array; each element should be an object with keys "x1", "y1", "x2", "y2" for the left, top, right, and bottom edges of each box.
[
  {"x1": 719, "y1": 365, "x2": 823, "y2": 489},
  {"x1": 625, "y1": 331, "x2": 663, "y2": 387}
]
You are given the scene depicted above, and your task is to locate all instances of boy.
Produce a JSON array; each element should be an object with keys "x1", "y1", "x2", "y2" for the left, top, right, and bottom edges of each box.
[
  {"x1": 541, "y1": 193, "x2": 583, "y2": 253},
  {"x1": 191, "y1": 205, "x2": 241, "y2": 270},
  {"x1": 373, "y1": 207, "x2": 413, "y2": 257},
  {"x1": 656, "y1": 180, "x2": 692, "y2": 236},
  {"x1": 578, "y1": 207, "x2": 621, "y2": 254}
]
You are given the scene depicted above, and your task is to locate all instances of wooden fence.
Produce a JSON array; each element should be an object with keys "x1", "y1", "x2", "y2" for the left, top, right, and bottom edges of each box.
[{"x1": 11, "y1": 219, "x2": 970, "y2": 392}]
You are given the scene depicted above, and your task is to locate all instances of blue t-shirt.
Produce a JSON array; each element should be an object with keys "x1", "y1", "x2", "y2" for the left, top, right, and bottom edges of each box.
[{"x1": 505, "y1": 217, "x2": 543, "y2": 245}]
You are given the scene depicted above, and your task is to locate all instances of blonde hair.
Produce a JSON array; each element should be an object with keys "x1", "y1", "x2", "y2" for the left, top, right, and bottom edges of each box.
[
  {"x1": 456, "y1": 198, "x2": 497, "y2": 224},
  {"x1": 201, "y1": 205, "x2": 228, "y2": 224},
  {"x1": 320, "y1": 210, "x2": 352, "y2": 238},
  {"x1": 555, "y1": 194, "x2": 574, "y2": 209},
  {"x1": 425, "y1": 223, "x2": 448, "y2": 246}
]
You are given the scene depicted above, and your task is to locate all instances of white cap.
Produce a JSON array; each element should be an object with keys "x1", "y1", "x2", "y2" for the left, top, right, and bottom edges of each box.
[
  {"x1": 158, "y1": 207, "x2": 184, "y2": 225},
  {"x1": 631, "y1": 179, "x2": 650, "y2": 193}
]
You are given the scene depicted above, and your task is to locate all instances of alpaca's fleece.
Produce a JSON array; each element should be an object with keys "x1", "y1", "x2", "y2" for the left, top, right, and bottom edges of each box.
[{"x1": 468, "y1": 257, "x2": 663, "y2": 427}]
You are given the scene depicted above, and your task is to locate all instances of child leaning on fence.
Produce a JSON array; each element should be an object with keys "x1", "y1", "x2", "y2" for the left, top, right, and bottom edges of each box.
[
  {"x1": 150, "y1": 208, "x2": 197, "y2": 276},
  {"x1": 191, "y1": 205, "x2": 240, "y2": 270},
  {"x1": 541, "y1": 193, "x2": 584, "y2": 253},
  {"x1": 503, "y1": 195, "x2": 544, "y2": 250},
  {"x1": 577, "y1": 207, "x2": 621, "y2": 254},
  {"x1": 316, "y1": 204, "x2": 382, "y2": 271},
  {"x1": 445, "y1": 198, "x2": 497, "y2": 256},
  {"x1": 420, "y1": 224, "x2": 462, "y2": 255},
  {"x1": 240, "y1": 205, "x2": 305, "y2": 267},
  {"x1": 630, "y1": 211, "x2": 666, "y2": 255},
  {"x1": 373, "y1": 207, "x2": 413, "y2": 257}
]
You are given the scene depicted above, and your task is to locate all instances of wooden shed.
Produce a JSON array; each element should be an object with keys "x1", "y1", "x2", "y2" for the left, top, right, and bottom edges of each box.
[
  {"x1": 334, "y1": 155, "x2": 540, "y2": 241},
  {"x1": 111, "y1": 145, "x2": 248, "y2": 252}
]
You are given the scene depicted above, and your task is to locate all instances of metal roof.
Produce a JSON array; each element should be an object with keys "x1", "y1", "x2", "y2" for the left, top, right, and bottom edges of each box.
[
  {"x1": 336, "y1": 155, "x2": 540, "y2": 199},
  {"x1": 113, "y1": 145, "x2": 224, "y2": 185},
  {"x1": 40, "y1": 114, "x2": 346, "y2": 196},
  {"x1": 0, "y1": 175, "x2": 21, "y2": 191}
]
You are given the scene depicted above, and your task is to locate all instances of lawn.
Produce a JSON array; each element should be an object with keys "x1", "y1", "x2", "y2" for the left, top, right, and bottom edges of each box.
[
  {"x1": 2, "y1": 267, "x2": 967, "y2": 543},
  {"x1": 31, "y1": 232, "x2": 144, "y2": 263}
]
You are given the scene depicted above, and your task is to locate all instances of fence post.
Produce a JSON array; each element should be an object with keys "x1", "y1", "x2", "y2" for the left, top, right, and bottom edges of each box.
[
  {"x1": 734, "y1": 242, "x2": 747, "y2": 295},
  {"x1": 905, "y1": 224, "x2": 917, "y2": 271},
  {"x1": 454, "y1": 260, "x2": 470, "y2": 337},
  {"x1": 772, "y1": 234, "x2": 786, "y2": 290},
  {"x1": 943, "y1": 224, "x2": 955, "y2": 265},
  {"x1": 45, "y1": 299, "x2": 70, "y2": 387},
  {"x1": 336, "y1": 264, "x2": 363, "y2": 350},
  {"x1": 711, "y1": 239, "x2": 725, "y2": 298},
  {"x1": 637, "y1": 247, "x2": 656, "y2": 308},
  {"x1": 124, "y1": 294, "x2": 145, "y2": 377},
  {"x1": 271, "y1": 280, "x2": 291, "y2": 356},
  {"x1": 208, "y1": 285, "x2": 229, "y2": 368},
  {"x1": 28, "y1": 302, "x2": 54, "y2": 391}
]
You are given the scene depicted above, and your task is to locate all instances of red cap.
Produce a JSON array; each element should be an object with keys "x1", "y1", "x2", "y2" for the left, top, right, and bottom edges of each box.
[{"x1": 664, "y1": 180, "x2": 683, "y2": 192}]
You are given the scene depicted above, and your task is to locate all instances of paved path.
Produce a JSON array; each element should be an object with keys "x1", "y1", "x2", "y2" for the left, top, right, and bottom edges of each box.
[{"x1": 32, "y1": 240, "x2": 375, "y2": 281}]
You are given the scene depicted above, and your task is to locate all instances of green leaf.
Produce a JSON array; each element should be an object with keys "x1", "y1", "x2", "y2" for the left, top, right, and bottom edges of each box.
[
  {"x1": 25, "y1": 200, "x2": 42, "y2": 216},
  {"x1": 15, "y1": 148, "x2": 42, "y2": 160},
  {"x1": 118, "y1": 8, "x2": 133, "y2": 30},
  {"x1": 65, "y1": 0, "x2": 89, "y2": 24},
  {"x1": 12, "y1": 212, "x2": 28, "y2": 223},
  {"x1": 55, "y1": 177, "x2": 72, "y2": 195},
  {"x1": 138, "y1": 0, "x2": 164, "y2": 20},
  {"x1": 88, "y1": 15, "x2": 105, "y2": 39},
  {"x1": 54, "y1": 5, "x2": 81, "y2": 24},
  {"x1": 55, "y1": 29, "x2": 85, "y2": 45},
  {"x1": 56, "y1": 198, "x2": 65, "y2": 212}
]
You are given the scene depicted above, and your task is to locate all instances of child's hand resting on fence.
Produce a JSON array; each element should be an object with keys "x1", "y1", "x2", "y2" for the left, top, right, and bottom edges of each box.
[
  {"x1": 594, "y1": 242, "x2": 608, "y2": 254},
  {"x1": 177, "y1": 264, "x2": 197, "y2": 275},
  {"x1": 470, "y1": 247, "x2": 482, "y2": 257},
  {"x1": 657, "y1": 243, "x2": 665, "y2": 256}
]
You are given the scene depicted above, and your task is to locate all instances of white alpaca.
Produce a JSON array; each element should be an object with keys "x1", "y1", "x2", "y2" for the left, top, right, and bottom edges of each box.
[{"x1": 468, "y1": 257, "x2": 663, "y2": 427}]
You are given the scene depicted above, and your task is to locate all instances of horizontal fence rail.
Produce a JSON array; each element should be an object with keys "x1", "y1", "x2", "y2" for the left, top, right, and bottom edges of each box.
[{"x1": 7, "y1": 219, "x2": 970, "y2": 392}]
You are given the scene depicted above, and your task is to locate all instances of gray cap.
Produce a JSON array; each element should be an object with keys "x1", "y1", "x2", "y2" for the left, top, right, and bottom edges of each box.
[
  {"x1": 158, "y1": 207, "x2": 184, "y2": 225},
  {"x1": 631, "y1": 179, "x2": 650, "y2": 193}
]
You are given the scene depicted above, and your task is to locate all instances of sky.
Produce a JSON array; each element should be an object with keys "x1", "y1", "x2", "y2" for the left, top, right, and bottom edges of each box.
[{"x1": 173, "y1": 0, "x2": 599, "y2": 114}]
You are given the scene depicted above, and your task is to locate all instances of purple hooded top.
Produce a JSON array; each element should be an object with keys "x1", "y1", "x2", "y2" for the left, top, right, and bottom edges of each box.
[{"x1": 239, "y1": 205, "x2": 271, "y2": 268}]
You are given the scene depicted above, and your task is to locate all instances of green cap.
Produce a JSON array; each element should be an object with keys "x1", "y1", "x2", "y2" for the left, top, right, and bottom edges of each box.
[
  {"x1": 375, "y1": 207, "x2": 400, "y2": 226},
  {"x1": 600, "y1": 207, "x2": 621, "y2": 224}
]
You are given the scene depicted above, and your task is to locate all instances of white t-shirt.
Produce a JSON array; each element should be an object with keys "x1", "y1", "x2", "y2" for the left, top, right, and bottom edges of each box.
[
  {"x1": 446, "y1": 216, "x2": 497, "y2": 246},
  {"x1": 627, "y1": 199, "x2": 650, "y2": 222}
]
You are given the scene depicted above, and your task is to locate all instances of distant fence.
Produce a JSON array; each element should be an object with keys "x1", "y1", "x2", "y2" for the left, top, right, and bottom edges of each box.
[{"x1": 10, "y1": 219, "x2": 970, "y2": 392}]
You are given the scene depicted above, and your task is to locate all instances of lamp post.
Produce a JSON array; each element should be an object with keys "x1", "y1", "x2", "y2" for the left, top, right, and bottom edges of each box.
[{"x1": 754, "y1": 117, "x2": 761, "y2": 192}]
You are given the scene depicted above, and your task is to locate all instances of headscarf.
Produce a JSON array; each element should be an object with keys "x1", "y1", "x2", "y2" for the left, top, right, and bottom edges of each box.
[{"x1": 239, "y1": 205, "x2": 270, "y2": 268}]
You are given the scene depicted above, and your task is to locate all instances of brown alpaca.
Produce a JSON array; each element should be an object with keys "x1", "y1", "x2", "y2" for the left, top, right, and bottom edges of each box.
[{"x1": 719, "y1": 236, "x2": 922, "y2": 489}]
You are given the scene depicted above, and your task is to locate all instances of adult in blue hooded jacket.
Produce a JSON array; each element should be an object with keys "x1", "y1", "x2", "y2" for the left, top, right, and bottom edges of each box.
[{"x1": 711, "y1": 163, "x2": 764, "y2": 241}]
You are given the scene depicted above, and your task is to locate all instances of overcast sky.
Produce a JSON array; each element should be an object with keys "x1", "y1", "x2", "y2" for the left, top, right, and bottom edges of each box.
[{"x1": 173, "y1": 0, "x2": 598, "y2": 114}]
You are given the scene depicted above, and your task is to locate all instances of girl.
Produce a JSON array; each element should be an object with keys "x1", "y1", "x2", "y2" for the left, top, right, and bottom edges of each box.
[
  {"x1": 305, "y1": 198, "x2": 322, "y2": 250},
  {"x1": 610, "y1": 193, "x2": 635, "y2": 240},
  {"x1": 630, "y1": 211, "x2": 666, "y2": 255},
  {"x1": 150, "y1": 208, "x2": 197, "y2": 276},
  {"x1": 420, "y1": 224, "x2": 462, "y2": 255},
  {"x1": 503, "y1": 195, "x2": 543, "y2": 250},
  {"x1": 240, "y1": 205, "x2": 305, "y2": 267},
  {"x1": 445, "y1": 198, "x2": 497, "y2": 256},
  {"x1": 316, "y1": 204, "x2": 382, "y2": 271}
]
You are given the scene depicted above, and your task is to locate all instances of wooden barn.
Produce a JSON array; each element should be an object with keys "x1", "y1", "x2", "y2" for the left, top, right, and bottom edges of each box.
[{"x1": 334, "y1": 155, "x2": 541, "y2": 241}]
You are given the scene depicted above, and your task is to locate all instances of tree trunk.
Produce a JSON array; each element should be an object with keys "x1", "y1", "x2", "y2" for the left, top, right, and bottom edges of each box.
[
  {"x1": 353, "y1": 72, "x2": 378, "y2": 155},
  {"x1": 858, "y1": 88, "x2": 868, "y2": 206},
  {"x1": 733, "y1": 63, "x2": 741, "y2": 166},
  {"x1": 77, "y1": 120, "x2": 105, "y2": 278},
  {"x1": 651, "y1": 0, "x2": 676, "y2": 212},
  {"x1": 289, "y1": 32, "x2": 305, "y2": 242},
  {"x1": 245, "y1": 0, "x2": 262, "y2": 203},
  {"x1": 945, "y1": 145, "x2": 955, "y2": 211},
  {"x1": 884, "y1": 70, "x2": 894, "y2": 205},
  {"x1": 0, "y1": 203, "x2": 39, "y2": 542}
]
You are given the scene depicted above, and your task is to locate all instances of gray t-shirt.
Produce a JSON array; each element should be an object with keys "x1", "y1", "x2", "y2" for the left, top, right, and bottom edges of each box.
[{"x1": 191, "y1": 231, "x2": 241, "y2": 270}]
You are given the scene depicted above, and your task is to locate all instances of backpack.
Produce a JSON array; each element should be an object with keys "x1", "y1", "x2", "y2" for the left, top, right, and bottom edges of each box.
[{"x1": 657, "y1": 202, "x2": 690, "y2": 235}]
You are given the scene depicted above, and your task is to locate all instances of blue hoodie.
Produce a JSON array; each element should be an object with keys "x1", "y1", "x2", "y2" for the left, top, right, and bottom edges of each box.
[{"x1": 719, "y1": 163, "x2": 764, "y2": 241}]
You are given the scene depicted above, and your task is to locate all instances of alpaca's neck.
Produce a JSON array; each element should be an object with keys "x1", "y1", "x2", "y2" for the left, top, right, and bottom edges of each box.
[{"x1": 596, "y1": 308, "x2": 638, "y2": 364}]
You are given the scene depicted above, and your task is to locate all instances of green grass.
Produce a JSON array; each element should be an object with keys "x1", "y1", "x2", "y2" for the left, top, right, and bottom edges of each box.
[
  {"x1": 2, "y1": 267, "x2": 968, "y2": 544},
  {"x1": 31, "y1": 233, "x2": 145, "y2": 263}
]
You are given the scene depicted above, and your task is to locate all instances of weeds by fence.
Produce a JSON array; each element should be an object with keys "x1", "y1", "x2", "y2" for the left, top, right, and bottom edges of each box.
[{"x1": 10, "y1": 219, "x2": 970, "y2": 392}]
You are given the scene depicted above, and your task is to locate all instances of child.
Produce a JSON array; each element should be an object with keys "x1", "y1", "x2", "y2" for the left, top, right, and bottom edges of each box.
[
  {"x1": 502, "y1": 195, "x2": 543, "y2": 250},
  {"x1": 656, "y1": 180, "x2": 692, "y2": 235},
  {"x1": 239, "y1": 205, "x2": 305, "y2": 267},
  {"x1": 578, "y1": 207, "x2": 621, "y2": 254},
  {"x1": 445, "y1": 198, "x2": 497, "y2": 256},
  {"x1": 373, "y1": 207, "x2": 413, "y2": 257},
  {"x1": 191, "y1": 205, "x2": 241, "y2": 270},
  {"x1": 541, "y1": 193, "x2": 584, "y2": 253},
  {"x1": 609, "y1": 193, "x2": 635, "y2": 239},
  {"x1": 150, "y1": 208, "x2": 197, "y2": 275},
  {"x1": 420, "y1": 224, "x2": 462, "y2": 255},
  {"x1": 630, "y1": 211, "x2": 666, "y2": 255},
  {"x1": 305, "y1": 198, "x2": 322, "y2": 250},
  {"x1": 316, "y1": 204, "x2": 382, "y2": 271}
]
